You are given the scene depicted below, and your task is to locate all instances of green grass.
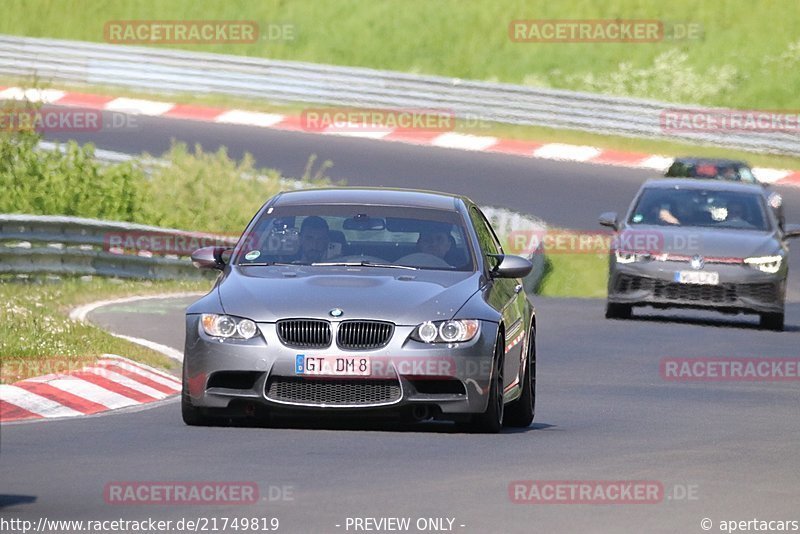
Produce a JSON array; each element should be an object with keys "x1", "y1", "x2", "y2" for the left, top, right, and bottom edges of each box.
[
  {"x1": 2, "y1": 0, "x2": 799, "y2": 110},
  {"x1": 499, "y1": 226, "x2": 609, "y2": 298},
  {"x1": 537, "y1": 254, "x2": 609, "y2": 298},
  {"x1": 0, "y1": 278, "x2": 212, "y2": 383}
]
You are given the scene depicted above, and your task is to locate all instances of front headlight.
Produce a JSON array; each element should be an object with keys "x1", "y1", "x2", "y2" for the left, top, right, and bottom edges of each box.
[
  {"x1": 201, "y1": 314, "x2": 260, "y2": 339},
  {"x1": 411, "y1": 320, "x2": 480, "y2": 343},
  {"x1": 744, "y1": 255, "x2": 782, "y2": 274}
]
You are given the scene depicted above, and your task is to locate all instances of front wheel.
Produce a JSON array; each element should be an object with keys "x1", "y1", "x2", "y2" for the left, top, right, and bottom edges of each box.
[
  {"x1": 504, "y1": 328, "x2": 535, "y2": 428},
  {"x1": 605, "y1": 302, "x2": 632, "y2": 319},
  {"x1": 759, "y1": 312, "x2": 784, "y2": 331},
  {"x1": 466, "y1": 336, "x2": 504, "y2": 434},
  {"x1": 182, "y1": 388, "x2": 214, "y2": 426}
]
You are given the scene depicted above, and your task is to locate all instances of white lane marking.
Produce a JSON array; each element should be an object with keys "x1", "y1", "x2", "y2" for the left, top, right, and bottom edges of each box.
[
  {"x1": 431, "y1": 132, "x2": 498, "y2": 151},
  {"x1": 81, "y1": 367, "x2": 169, "y2": 399},
  {"x1": 0, "y1": 87, "x2": 66, "y2": 103},
  {"x1": 71, "y1": 293, "x2": 200, "y2": 363},
  {"x1": 110, "y1": 334, "x2": 184, "y2": 363},
  {"x1": 70, "y1": 292, "x2": 202, "y2": 322},
  {"x1": 533, "y1": 143, "x2": 602, "y2": 162},
  {"x1": 324, "y1": 127, "x2": 392, "y2": 139},
  {"x1": 637, "y1": 155, "x2": 674, "y2": 171},
  {"x1": 104, "y1": 97, "x2": 175, "y2": 116},
  {"x1": 0, "y1": 385, "x2": 83, "y2": 418},
  {"x1": 98, "y1": 358, "x2": 181, "y2": 389},
  {"x1": 215, "y1": 109, "x2": 285, "y2": 127},
  {"x1": 753, "y1": 167, "x2": 792, "y2": 184},
  {"x1": 35, "y1": 377, "x2": 139, "y2": 409}
]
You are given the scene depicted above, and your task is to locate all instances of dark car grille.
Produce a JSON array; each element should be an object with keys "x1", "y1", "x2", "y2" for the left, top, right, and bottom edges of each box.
[
  {"x1": 736, "y1": 282, "x2": 782, "y2": 302},
  {"x1": 615, "y1": 274, "x2": 780, "y2": 304},
  {"x1": 653, "y1": 280, "x2": 735, "y2": 303},
  {"x1": 276, "y1": 319, "x2": 331, "y2": 348},
  {"x1": 337, "y1": 321, "x2": 394, "y2": 350},
  {"x1": 265, "y1": 377, "x2": 401, "y2": 406},
  {"x1": 614, "y1": 274, "x2": 656, "y2": 293}
]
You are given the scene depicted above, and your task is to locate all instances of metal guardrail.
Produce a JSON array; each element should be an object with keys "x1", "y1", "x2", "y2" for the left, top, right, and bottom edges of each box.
[
  {"x1": 1, "y1": 35, "x2": 798, "y2": 156},
  {"x1": 0, "y1": 210, "x2": 547, "y2": 288},
  {"x1": 0, "y1": 214, "x2": 233, "y2": 279}
]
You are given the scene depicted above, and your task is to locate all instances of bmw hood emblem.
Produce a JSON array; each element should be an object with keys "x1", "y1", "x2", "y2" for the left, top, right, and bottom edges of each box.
[{"x1": 329, "y1": 308, "x2": 344, "y2": 317}]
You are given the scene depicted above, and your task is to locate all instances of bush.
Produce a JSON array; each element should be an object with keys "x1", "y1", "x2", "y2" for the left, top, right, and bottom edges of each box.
[
  {"x1": 0, "y1": 117, "x2": 332, "y2": 233},
  {"x1": 0, "y1": 123, "x2": 145, "y2": 220}
]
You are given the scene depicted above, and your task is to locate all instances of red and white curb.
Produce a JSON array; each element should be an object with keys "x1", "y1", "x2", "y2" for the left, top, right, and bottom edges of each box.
[
  {"x1": 0, "y1": 354, "x2": 181, "y2": 423},
  {"x1": 2, "y1": 86, "x2": 799, "y2": 187}
]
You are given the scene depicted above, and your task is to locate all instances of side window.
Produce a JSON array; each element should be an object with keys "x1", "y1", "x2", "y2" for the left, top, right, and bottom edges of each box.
[
  {"x1": 666, "y1": 162, "x2": 688, "y2": 177},
  {"x1": 469, "y1": 207, "x2": 501, "y2": 270}
]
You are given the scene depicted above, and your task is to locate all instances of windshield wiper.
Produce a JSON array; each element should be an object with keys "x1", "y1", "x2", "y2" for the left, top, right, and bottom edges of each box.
[
  {"x1": 238, "y1": 261, "x2": 309, "y2": 266},
  {"x1": 310, "y1": 261, "x2": 419, "y2": 270}
]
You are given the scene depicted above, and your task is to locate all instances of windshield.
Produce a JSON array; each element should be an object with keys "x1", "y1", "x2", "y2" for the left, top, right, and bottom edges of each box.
[
  {"x1": 233, "y1": 204, "x2": 474, "y2": 271},
  {"x1": 629, "y1": 188, "x2": 771, "y2": 231}
]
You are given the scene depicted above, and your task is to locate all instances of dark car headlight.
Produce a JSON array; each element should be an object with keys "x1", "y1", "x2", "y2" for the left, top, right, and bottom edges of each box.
[
  {"x1": 411, "y1": 320, "x2": 480, "y2": 343},
  {"x1": 201, "y1": 314, "x2": 260, "y2": 339}
]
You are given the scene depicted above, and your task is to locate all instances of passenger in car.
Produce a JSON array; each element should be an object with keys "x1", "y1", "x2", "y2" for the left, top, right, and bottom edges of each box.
[
  {"x1": 725, "y1": 199, "x2": 757, "y2": 229},
  {"x1": 417, "y1": 229, "x2": 453, "y2": 259}
]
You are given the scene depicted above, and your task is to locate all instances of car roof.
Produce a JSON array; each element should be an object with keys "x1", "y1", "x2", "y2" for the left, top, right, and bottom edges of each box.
[
  {"x1": 671, "y1": 157, "x2": 749, "y2": 167},
  {"x1": 270, "y1": 187, "x2": 470, "y2": 210},
  {"x1": 642, "y1": 178, "x2": 766, "y2": 194}
]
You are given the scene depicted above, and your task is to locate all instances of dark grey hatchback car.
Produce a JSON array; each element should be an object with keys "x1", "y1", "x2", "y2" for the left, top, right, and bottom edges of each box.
[
  {"x1": 183, "y1": 188, "x2": 537, "y2": 432},
  {"x1": 600, "y1": 179, "x2": 800, "y2": 330}
]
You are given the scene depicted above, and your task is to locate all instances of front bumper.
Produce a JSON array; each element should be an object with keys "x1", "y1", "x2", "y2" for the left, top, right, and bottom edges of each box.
[
  {"x1": 183, "y1": 316, "x2": 499, "y2": 415},
  {"x1": 607, "y1": 260, "x2": 786, "y2": 314}
]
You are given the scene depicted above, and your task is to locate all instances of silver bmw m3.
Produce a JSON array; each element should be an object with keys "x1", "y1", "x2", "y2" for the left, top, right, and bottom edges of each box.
[{"x1": 183, "y1": 188, "x2": 536, "y2": 432}]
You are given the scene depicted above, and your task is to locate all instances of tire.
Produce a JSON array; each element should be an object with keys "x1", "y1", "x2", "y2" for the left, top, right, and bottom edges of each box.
[
  {"x1": 759, "y1": 312, "x2": 784, "y2": 331},
  {"x1": 605, "y1": 302, "x2": 632, "y2": 319},
  {"x1": 466, "y1": 335, "x2": 504, "y2": 434},
  {"x1": 504, "y1": 327, "x2": 535, "y2": 428}
]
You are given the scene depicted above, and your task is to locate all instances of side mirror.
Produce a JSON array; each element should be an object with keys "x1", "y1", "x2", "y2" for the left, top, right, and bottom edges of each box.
[
  {"x1": 489, "y1": 254, "x2": 533, "y2": 279},
  {"x1": 191, "y1": 246, "x2": 232, "y2": 270},
  {"x1": 598, "y1": 212, "x2": 619, "y2": 230},
  {"x1": 783, "y1": 224, "x2": 800, "y2": 239}
]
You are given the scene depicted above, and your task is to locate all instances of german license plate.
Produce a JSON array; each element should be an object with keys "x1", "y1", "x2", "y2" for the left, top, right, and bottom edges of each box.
[
  {"x1": 675, "y1": 271, "x2": 719, "y2": 285},
  {"x1": 295, "y1": 355, "x2": 371, "y2": 376}
]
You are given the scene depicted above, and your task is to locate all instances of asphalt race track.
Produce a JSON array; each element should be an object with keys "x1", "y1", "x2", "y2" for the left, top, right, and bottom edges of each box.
[{"x1": 2, "y1": 114, "x2": 799, "y2": 533}]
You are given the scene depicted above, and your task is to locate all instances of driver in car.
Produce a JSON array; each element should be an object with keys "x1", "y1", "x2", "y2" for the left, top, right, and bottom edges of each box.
[{"x1": 296, "y1": 216, "x2": 330, "y2": 263}]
